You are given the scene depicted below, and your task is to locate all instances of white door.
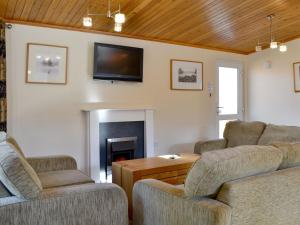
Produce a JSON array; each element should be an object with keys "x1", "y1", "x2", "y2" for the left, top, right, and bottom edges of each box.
[{"x1": 216, "y1": 62, "x2": 244, "y2": 138}]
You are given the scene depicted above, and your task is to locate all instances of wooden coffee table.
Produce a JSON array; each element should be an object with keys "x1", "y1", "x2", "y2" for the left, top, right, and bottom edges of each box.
[{"x1": 112, "y1": 153, "x2": 200, "y2": 217}]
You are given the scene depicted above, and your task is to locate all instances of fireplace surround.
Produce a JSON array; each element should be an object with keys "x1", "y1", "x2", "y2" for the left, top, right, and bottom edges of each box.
[{"x1": 83, "y1": 103, "x2": 154, "y2": 183}]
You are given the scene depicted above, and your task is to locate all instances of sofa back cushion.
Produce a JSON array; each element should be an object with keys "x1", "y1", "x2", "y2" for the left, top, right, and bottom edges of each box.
[
  {"x1": 0, "y1": 142, "x2": 42, "y2": 199},
  {"x1": 258, "y1": 124, "x2": 300, "y2": 145},
  {"x1": 0, "y1": 133, "x2": 15, "y2": 198},
  {"x1": 184, "y1": 145, "x2": 283, "y2": 197},
  {"x1": 0, "y1": 181, "x2": 11, "y2": 197},
  {"x1": 216, "y1": 167, "x2": 300, "y2": 225},
  {"x1": 272, "y1": 142, "x2": 300, "y2": 169},
  {"x1": 6, "y1": 137, "x2": 26, "y2": 158},
  {"x1": 223, "y1": 121, "x2": 266, "y2": 147},
  {"x1": 0, "y1": 132, "x2": 26, "y2": 158},
  {"x1": 0, "y1": 132, "x2": 6, "y2": 142}
]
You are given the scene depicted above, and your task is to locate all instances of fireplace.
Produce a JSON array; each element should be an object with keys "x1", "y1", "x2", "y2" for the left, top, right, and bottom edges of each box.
[
  {"x1": 84, "y1": 105, "x2": 154, "y2": 183},
  {"x1": 105, "y1": 136, "x2": 137, "y2": 178},
  {"x1": 99, "y1": 121, "x2": 144, "y2": 181}
]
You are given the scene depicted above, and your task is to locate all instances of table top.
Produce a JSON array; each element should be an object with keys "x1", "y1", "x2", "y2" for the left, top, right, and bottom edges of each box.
[{"x1": 112, "y1": 153, "x2": 200, "y2": 172}]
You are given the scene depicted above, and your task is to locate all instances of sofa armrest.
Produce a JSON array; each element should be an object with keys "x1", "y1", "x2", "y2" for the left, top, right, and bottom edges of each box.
[
  {"x1": 27, "y1": 155, "x2": 77, "y2": 173},
  {"x1": 133, "y1": 179, "x2": 231, "y2": 225},
  {"x1": 0, "y1": 183, "x2": 128, "y2": 225},
  {"x1": 194, "y1": 139, "x2": 227, "y2": 154}
]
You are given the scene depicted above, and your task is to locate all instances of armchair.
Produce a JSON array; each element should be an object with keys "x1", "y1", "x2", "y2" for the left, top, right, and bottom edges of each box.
[{"x1": 0, "y1": 133, "x2": 128, "y2": 225}]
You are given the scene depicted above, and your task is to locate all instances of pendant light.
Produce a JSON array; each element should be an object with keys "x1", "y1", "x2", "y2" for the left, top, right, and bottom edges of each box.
[
  {"x1": 83, "y1": 0, "x2": 126, "y2": 32},
  {"x1": 268, "y1": 15, "x2": 277, "y2": 49},
  {"x1": 83, "y1": 17, "x2": 92, "y2": 27},
  {"x1": 114, "y1": 23, "x2": 122, "y2": 32},
  {"x1": 255, "y1": 15, "x2": 287, "y2": 53},
  {"x1": 279, "y1": 44, "x2": 287, "y2": 52},
  {"x1": 255, "y1": 40, "x2": 262, "y2": 52}
]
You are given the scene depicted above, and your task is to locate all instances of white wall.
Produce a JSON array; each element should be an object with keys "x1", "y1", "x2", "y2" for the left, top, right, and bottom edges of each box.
[
  {"x1": 6, "y1": 24, "x2": 246, "y2": 172},
  {"x1": 247, "y1": 39, "x2": 300, "y2": 126}
]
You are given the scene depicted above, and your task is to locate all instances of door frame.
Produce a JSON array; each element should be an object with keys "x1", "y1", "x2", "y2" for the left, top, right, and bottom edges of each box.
[{"x1": 215, "y1": 60, "x2": 244, "y2": 138}]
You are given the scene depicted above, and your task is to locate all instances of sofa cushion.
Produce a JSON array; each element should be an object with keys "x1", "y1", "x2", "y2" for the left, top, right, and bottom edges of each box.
[
  {"x1": 184, "y1": 145, "x2": 283, "y2": 197},
  {"x1": 6, "y1": 137, "x2": 26, "y2": 158},
  {"x1": 0, "y1": 132, "x2": 6, "y2": 142},
  {"x1": 0, "y1": 142, "x2": 43, "y2": 199},
  {"x1": 0, "y1": 132, "x2": 26, "y2": 158},
  {"x1": 223, "y1": 121, "x2": 266, "y2": 147},
  {"x1": 272, "y1": 142, "x2": 300, "y2": 169},
  {"x1": 38, "y1": 170, "x2": 94, "y2": 189},
  {"x1": 0, "y1": 181, "x2": 11, "y2": 197},
  {"x1": 258, "y1": 124, "x2": 300, "y2": 145}
]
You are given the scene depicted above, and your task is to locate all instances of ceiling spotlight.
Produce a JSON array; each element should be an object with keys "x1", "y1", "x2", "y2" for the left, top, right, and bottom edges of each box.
[
  {"x1": 115, "y1": 13, "x2": 125, "y2": 24},
  {"x1": 83, "y1": 17, "x2": 92, "y2": 27},
  {"x1": 114, "y1": 23, "x2": 122, "y2": 32},
  {"x1": 279, "y1": 44, "x2": 287, "y2": 52}
]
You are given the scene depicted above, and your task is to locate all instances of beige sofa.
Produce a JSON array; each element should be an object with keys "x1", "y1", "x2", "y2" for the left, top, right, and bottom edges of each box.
[
  {"x1": 194, "y1": 121, "x2": 300, "y2": 154},
  {"x1": 0, "y1": 132, "x2": 128, "y2": 225},
  {"x1": 133, "y1": 143, "x2": 300, "y2": 225}
]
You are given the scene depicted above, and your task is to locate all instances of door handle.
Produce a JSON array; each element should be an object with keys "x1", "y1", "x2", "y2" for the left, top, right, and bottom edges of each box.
[{"x1": 217, "y1": 106, "x2": 223, "y2": 114}]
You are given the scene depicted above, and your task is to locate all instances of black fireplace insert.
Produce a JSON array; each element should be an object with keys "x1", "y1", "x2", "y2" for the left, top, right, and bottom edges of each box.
[{"x1": 99, "y1": 121, "x2": 145, "y2": 179}]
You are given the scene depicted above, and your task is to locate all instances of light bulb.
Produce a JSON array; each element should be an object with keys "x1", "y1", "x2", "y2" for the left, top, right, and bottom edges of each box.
[
  {"x1": 255, "y1": 45, "x2": 262, "y2": 52},
  {"x1": 114, "y1": 13, "x2": 125, "y2": 24},
  {"x1": 270, "y1": 41, "x2": 278, "y2": 49},
  {"x1": 279, "y1": 44, "x2": 287, "y2": 52},
  {"x1": 83, "y1": 17, "x2": 92, "y2": 27},
  {"x1": 114, "y1": 23, "x2": 122, "y2": 32}
]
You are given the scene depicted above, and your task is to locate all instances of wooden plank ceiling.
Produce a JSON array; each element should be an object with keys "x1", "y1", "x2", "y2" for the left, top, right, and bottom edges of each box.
[{"x1": 1, "y1": 0, "x2": 300, "y2": 54}]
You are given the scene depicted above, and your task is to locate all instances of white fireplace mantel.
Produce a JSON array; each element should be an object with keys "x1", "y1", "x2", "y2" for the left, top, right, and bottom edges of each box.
[
  {"x1": 82, "y1": 103, "x2": 155, "y2": 183},
  {"x1": 81, "y1": 102, "x2": 154, "y2": 111}
]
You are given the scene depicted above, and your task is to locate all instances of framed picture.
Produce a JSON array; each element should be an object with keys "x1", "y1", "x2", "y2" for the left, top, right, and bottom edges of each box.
[
  {"x1": 170, "y1": 59, "x2": 203, "y2": 90},
  {"x1": 26, "y1": 43, "x2": 68, "y2": 84},
  {"x1": 293, "y1": 62, "x2": 300, "y2": 92}
]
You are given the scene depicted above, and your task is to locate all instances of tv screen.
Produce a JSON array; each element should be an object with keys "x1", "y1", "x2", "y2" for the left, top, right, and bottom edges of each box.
[{"x1": 93, "y1": 43, "x2": 143, "y2": 82}]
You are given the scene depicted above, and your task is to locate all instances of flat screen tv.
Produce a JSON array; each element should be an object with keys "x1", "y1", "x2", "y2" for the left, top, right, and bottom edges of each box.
[{"x1": 93, "y1": 43, "x2": 144, "y2": 82}]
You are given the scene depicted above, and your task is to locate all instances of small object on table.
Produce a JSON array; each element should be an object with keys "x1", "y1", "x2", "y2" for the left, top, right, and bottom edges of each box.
[{"x1": 159, "y1": 154, "x2": 181, "y2": 160}]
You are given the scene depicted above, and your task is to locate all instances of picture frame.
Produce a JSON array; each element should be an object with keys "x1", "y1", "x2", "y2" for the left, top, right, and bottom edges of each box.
[
  {"x1": 293, "y1": 62, "x2": 300, "y2": 92},
  {"x1": 26, "y1": 43, "x2": 68, "y2": 84},
  {"x1": 170, "y1": 59, "x2": 203, "y2": 90}
]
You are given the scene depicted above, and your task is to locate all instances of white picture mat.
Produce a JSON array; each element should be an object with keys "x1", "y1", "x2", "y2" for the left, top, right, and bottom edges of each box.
[
  {"x1": 294, "y1": 63, "x2": 300, "y2": 92},
  {"x1": 27, "y1": 44, "x2": 67, "y2": 84},
  {"x1": 171, "y1": 60, "x2": 203, "y2": 90}
]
